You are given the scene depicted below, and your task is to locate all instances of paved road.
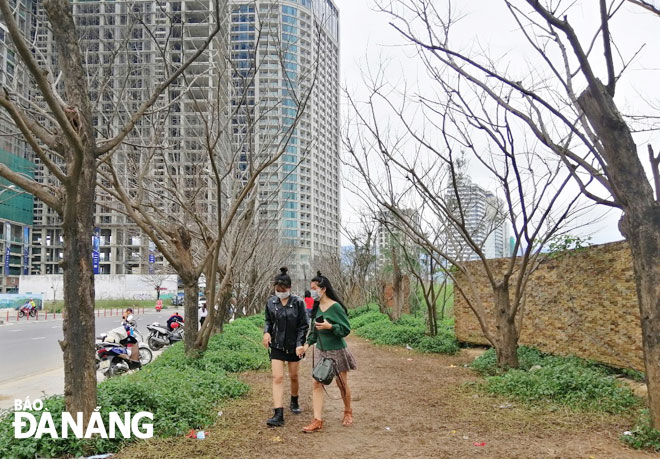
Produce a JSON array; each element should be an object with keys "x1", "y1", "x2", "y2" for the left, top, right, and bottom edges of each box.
[
  {"x1": 0, "y1": 309, "x2": 186, "y2": 410},
  {"x1": 0, "y1": 309, "x2": 179, "y2": 384}
]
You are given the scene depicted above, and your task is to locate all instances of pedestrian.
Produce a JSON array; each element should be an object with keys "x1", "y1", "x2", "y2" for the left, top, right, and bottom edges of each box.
[
  {"x1": 303, "y1": 290, "x2": 314, "y2": 322},
  {"x1": 263, "y1": 267, "x2": 309, "y2": 427},
  {"x1": 301, "y1": 271, "x2": 357, "y2": 433},
  {"x1": 199, "y1": 304, "x2": 208, "y2": 327}
]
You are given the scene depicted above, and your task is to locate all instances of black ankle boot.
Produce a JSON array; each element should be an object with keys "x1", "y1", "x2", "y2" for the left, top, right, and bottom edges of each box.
[
  {"x1": 290, "y1": 396, "x2": 301, "y2": 414},
  {"x1": 128, "y1": 360, "x2": 141, "y2": 370},
  {"x1": 266, "y1": 407, "x2": 284, "y2": 427}
]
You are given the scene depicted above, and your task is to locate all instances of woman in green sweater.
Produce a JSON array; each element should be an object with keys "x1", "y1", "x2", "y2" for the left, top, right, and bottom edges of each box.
[{"x1": 301, "y1": 271, "x2": 357, "y2": 433}]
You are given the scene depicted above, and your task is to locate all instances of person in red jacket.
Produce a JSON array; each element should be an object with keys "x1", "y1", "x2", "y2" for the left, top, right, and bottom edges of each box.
[{"x1": 303, "y1": 290, "x2": 314, "y2": 322}]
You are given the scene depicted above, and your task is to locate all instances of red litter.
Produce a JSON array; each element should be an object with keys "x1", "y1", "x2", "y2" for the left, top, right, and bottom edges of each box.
[{"x1": 473, "y1": 442, "x2": 486, "y2": 447}]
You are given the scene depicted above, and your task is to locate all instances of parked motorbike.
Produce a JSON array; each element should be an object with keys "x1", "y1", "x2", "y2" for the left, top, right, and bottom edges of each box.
[
  {"x1": 18, "y1": 305, "x2": 37, "y2": 318},
  {"x1": 146, "y1": 322, "x2": 184, "y2": 351},
  {"x1": 95, "y1": 341, "x2": 133, "y2": 379},
  {"x1": 97, "y1": 327, "x2": 153, "y2": 368}
]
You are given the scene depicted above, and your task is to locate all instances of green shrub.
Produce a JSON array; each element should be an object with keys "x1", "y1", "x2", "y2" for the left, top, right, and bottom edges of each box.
[
  {"x1": 0, "y1": 316, "x2": 266, "y2": 458},
  {"x1": 394, "y1": 315, "x2": 425, "y2": 327},
  {"x1": 242, "y1": 314, "x2": 265, "y2": 328},
  {"x1": 349, "y1": 310, "x2": 390, "y2": 330},
  {"x1": 622, "y1": 410, "x2": 660, "y2": 451},
  {"x1": 470, "y1": 346, "x2": 548, "y2": 376},
  {"x1": 371, "y1": 325, "x2": 425, "y2": 347},
  {"x1": 348, "y1": 303, "x2": 378, "y2": 318},
  {"x1": 351, "y1": 307, "x2": 459, "y2": 355},
  {"x1": 417, "y1": 334, "x2": 460, "y2": 355},
  {"x1": 485, "y1": 362, "x2": 638, "y2": 413},
  {"x1": 470, "y1": 346, "x2": 639, "y2": 413},
  {"x1": 621, "y1": 368, "x2": 646, "y2": 383}
]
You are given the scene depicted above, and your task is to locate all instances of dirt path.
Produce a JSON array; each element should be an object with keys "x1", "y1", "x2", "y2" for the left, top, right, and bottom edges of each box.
[{"x1": 116, "y1": 336, "x2": 658, "y2": 458}]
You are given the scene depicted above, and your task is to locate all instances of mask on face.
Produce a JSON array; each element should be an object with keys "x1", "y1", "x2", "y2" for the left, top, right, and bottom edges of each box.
[
  {"x1": 310, "y1": 289, "x2": 321, "y2": 300},
  {"x1": 275, "y1": 291, "x2": 290, "y2": 300}
]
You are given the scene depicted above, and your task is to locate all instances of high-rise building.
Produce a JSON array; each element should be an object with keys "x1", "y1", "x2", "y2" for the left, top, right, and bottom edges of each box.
[
  {"x1": 445, "y1": 179, "x2": 511, "y2": 262},
  {"x1": 0, "y1": 5, "x2": 35, "y2": 292},
  {"x1": 16, "y1": 0, "x2": 340, "y2": 284},
  {"x1": 28, "y1": 0, "x2": 225, "y2": 276},
  {"x1": 228, "y1": 0, "x2": 340, "y2": 286}
]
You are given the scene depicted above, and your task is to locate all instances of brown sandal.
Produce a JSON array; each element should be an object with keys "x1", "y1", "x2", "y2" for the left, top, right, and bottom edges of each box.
[
  {"x1": 342, "y1": 409, "x2": 353, "y2": 426},
  {"x1": 302, "y1": 418, "x2": 323, "y2": 433}
]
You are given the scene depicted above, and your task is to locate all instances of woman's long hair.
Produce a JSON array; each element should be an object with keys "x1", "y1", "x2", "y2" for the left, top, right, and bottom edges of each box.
[{"x1": 310, "y1": 271, "x2": 348, "y2": 316}]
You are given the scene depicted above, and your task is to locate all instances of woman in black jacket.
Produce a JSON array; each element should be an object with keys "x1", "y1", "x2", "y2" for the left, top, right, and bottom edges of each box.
[{"x1": 262, "y1": 267, "x2": 309, "y2": 427}]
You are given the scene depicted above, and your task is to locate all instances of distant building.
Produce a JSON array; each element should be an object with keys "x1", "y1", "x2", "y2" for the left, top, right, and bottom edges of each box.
[
  {"x1": 374, "y1": 208, "x2": 420, "y2": 270},
  {"x1": 0, "y1": 14, "x2": 34, "y2": 293},
  {"x1": 0, "y1": 155, "x2": 34, "y2": 293},
  {"x1": 445, "y1": 179, "x2": 511, "y2": 262},
  {"x1": 1, "y1": 0, "x2": 341, "y2": 283}
]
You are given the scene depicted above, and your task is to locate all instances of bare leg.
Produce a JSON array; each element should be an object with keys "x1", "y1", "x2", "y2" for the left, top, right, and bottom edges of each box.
[
  {"x1": 312, "y1": 380, "x2": 324, "y2": 420},
  {"x1": 288, "y1": 360, "x2": 300, "y2": 397},
  {"x1": 335, "y1": 371, "x2": 351, "y2": 412},
  {"x1": 336, "y1": 371, "x2": 352, "y2": 426},
  {"x1": 129, "y1": 344, "x2": 139, "y2": 362},
  {"x1": 271, "y1": 359, "x2": 285, "y2": 408}
]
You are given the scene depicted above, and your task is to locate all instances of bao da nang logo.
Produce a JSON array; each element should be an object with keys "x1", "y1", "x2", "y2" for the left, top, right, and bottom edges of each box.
[{"x1": 12, "y1": 398, "x2": 153, "y2": 439}]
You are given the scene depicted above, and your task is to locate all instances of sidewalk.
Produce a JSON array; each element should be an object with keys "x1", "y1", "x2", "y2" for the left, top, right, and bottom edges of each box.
[{"x1": 0, "y1": 367, "x2": 64, "y2": 411}]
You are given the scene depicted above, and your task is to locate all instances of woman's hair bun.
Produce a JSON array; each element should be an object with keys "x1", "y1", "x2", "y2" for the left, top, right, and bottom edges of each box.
[
  {"x1": 280, "y1": 267, "x2": 288, "y2": 274},
  {"x1": 316, "y1": 271, "x2": 322, "y2": 277}
]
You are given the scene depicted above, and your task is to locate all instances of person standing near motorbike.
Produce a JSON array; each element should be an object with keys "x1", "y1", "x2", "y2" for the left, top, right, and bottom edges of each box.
[
  {"x1": 167, "y1": 311, "x2": 184, "y2": 331},
  {"x1": 121, "y1": 308, "x2": 141, "y2": 369},
  {"x1": 263, "y1": 267, "x2": 309, "y2": 427}
]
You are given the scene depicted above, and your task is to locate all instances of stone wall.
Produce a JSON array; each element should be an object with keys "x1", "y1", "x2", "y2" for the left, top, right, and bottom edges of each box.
[{"x1": 454, "y1": 241, "x2": 644, "y2": 371}]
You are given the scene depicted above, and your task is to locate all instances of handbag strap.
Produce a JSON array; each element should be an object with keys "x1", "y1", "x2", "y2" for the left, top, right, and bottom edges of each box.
[{"x1": 312, "y1": 319, "x2": 347, "y2": 399}]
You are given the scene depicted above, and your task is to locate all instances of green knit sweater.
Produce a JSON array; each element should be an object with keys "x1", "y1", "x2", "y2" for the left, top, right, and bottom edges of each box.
[{"x1": 306, "y1": 303, "x2": 351, "y2": 350}]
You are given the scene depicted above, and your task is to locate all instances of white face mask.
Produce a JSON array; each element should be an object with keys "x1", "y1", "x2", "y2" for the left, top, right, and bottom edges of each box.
[
  {"x1": 275, "y1": 291, "x2": 290, "y2": 300},
  {"x1": 310, "y1": 289, "x2": 322, "y2": 300}
]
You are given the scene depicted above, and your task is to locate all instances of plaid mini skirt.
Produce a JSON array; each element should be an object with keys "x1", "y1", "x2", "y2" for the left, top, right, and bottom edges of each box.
[{"x1": 313, "y1": 346, "x2": 358, "y2": 373}]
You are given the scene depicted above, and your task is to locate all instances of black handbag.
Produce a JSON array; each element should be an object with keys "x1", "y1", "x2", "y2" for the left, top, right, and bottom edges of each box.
[{"x1": 312, "y1": 327, "x2": 336, "y2": 385}]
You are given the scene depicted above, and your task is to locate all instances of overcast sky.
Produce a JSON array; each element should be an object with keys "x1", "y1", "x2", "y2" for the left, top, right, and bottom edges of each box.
[{"x1": 335, "y1": 0, "x2": 660, "y2": 247}]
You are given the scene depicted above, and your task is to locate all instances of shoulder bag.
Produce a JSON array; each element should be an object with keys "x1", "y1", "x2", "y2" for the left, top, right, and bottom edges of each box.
[{"x1": 312, "y1": 324, "x2": 336, "y2": 385}]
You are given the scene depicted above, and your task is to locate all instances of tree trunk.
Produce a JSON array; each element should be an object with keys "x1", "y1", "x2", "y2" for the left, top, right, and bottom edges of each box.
[
  {"x1": 182, "y1": 280, "x2": 199, "y2": 357},
  {"x1": 621, "y1": 212, "x2": 660, "y2": 427},
  {"x1": 59, "y1": 160, "x2": 97, "y2": 421},
  {"x1": 579, "y1": 81, "x2": 660, "y2": 427},
  {"x1": 493, "y1": 283, "x2": 519, "y2": 369},
  {"x1": 213, "y1": 289, "x2": 232, "y2": 333},
  {"x1": 391, "y1": 248, "x2": 403, "y2": 320}
]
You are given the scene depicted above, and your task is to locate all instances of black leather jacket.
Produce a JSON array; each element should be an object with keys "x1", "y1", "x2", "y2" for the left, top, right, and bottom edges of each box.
[{"x1": 264, "y1": 295, "x2": 309, "y2": 353}]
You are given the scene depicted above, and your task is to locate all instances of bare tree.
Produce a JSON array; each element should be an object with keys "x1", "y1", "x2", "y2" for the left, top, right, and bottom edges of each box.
[
  {"x1": 398, "y1": 228, "x2": 452, "y2": 335},
  {"x1": 371, "y1": 0, "x2": 660, "y2": 426},
  {"x1": 141, "y1": 267, "x2": 176, "y2": 300},
  {"x1": 231, "y1": 225, "x2": 293, "y2": 318},
  {"x1": 0, "y1": 0, "x2": 220, "y2": 418},
  {"x1": 344, "y1": 60, "x2": 591, "y2": 367},
  {"x1": 99, "y1": 2, "x2": 320, "y2": 354},
  {"x1": 315, "y1": 215, "x2": 379, "y2": 308}
]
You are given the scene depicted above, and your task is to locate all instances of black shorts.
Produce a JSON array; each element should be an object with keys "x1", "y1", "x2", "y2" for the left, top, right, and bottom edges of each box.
[{"x1": 269, "y1": 346, "x2": 301, "y2": 362}]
